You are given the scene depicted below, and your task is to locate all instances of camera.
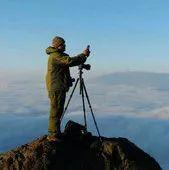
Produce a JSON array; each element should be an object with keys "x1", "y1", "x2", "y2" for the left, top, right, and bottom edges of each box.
[{"x1": 79, "y1": 64, "x2": 91, "y2": 70}]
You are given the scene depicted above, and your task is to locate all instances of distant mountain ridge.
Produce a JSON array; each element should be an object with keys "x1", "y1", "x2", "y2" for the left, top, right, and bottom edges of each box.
[{"x1": 92, "y1": 71, "x2": 169, "y2": 89}]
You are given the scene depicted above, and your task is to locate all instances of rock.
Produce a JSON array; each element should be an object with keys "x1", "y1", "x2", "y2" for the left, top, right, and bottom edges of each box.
[{"x1": 0, "y1": 121, "x2": 162, "y2": 170}]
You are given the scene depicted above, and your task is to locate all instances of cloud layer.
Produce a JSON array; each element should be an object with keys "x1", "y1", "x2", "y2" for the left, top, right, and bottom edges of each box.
[{"x1": 1, "y1": 71, "x2": 169, "y2": 119}]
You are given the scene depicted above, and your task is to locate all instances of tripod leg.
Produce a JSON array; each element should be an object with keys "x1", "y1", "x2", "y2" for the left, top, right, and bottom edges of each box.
[
  {"x1": 81, "y1": 80, "x2": 87, "y2": 129},
  {"x1": 82, "y1": 80, "x2": 102, "y2": 142},
  {"x1": 61, "y1": 78, "x2": 79, "y2": 121}
]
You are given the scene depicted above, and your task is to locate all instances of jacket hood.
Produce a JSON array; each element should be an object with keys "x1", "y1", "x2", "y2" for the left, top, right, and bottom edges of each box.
[{"x1": 46, "y1": 46, "x2": 58, "y2": 55}]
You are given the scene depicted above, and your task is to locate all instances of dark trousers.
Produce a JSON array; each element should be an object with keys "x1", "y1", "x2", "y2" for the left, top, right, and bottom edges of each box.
[{"x1": 48, "y1": 90, "x2": 66, "y2": 135}]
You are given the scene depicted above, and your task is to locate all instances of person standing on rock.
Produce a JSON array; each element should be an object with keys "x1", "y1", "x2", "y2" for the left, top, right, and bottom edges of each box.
[{"x1": 45, "y1": 36, "x2": 90, "y2": 141}]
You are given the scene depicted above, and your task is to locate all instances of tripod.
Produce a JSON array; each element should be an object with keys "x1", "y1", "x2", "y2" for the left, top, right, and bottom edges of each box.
[{"x1": 61, "y1": 65, "x2": 102, "y2": 142}]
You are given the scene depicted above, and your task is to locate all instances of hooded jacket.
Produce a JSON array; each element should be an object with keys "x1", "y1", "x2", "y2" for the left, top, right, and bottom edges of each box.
[{"x1": 45, "y1": 46, "x2": 87, "y2": 92}]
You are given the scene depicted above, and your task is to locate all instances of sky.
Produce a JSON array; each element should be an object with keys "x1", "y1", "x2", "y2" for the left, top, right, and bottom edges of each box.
[{"x1": 0, "y1": 0, "x2": 169, "y2": 74}]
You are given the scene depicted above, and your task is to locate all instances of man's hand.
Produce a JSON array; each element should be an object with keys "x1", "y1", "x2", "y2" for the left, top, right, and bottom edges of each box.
[{"x1": 83, "y1": 45, "x2": 90, "y2": 57}]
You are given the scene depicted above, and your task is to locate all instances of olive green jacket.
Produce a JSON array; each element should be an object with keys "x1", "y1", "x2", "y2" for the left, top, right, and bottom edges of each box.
[{"x1": 45, "y1": 46, "x2": 87, "y2": 92}]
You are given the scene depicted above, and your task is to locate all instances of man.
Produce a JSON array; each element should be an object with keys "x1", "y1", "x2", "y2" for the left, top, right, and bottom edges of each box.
[{"x1": 45, "y1": 36, "x2": 90, "y2": 141}]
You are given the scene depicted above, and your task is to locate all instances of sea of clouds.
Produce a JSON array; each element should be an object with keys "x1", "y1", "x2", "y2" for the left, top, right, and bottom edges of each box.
[{"x1": 0, "y1": 71, "x2": 169, "y2": 169}]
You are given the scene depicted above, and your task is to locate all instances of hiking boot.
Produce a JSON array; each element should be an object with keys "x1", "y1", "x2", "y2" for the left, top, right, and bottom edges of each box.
[
  {"x1": 47, "y1": 135, "x2": 62, "y2": 142},
  {"x1": 47, "y1": 133, "x2": 62, "y2": 142},
  {"x1": 47, "y1": 134, "x2": 57, "y2": 141}
]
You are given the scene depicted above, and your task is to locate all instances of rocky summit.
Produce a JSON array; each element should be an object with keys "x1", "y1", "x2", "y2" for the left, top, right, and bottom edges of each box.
[{"x1": 0, "y1": 121, "x2": 161, "y2": 170}]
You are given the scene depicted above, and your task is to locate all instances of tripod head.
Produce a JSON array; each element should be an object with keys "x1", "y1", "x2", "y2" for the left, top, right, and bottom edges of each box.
[{"x1": 78, "y1": 64, "x2": 91, "y2": 71}]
